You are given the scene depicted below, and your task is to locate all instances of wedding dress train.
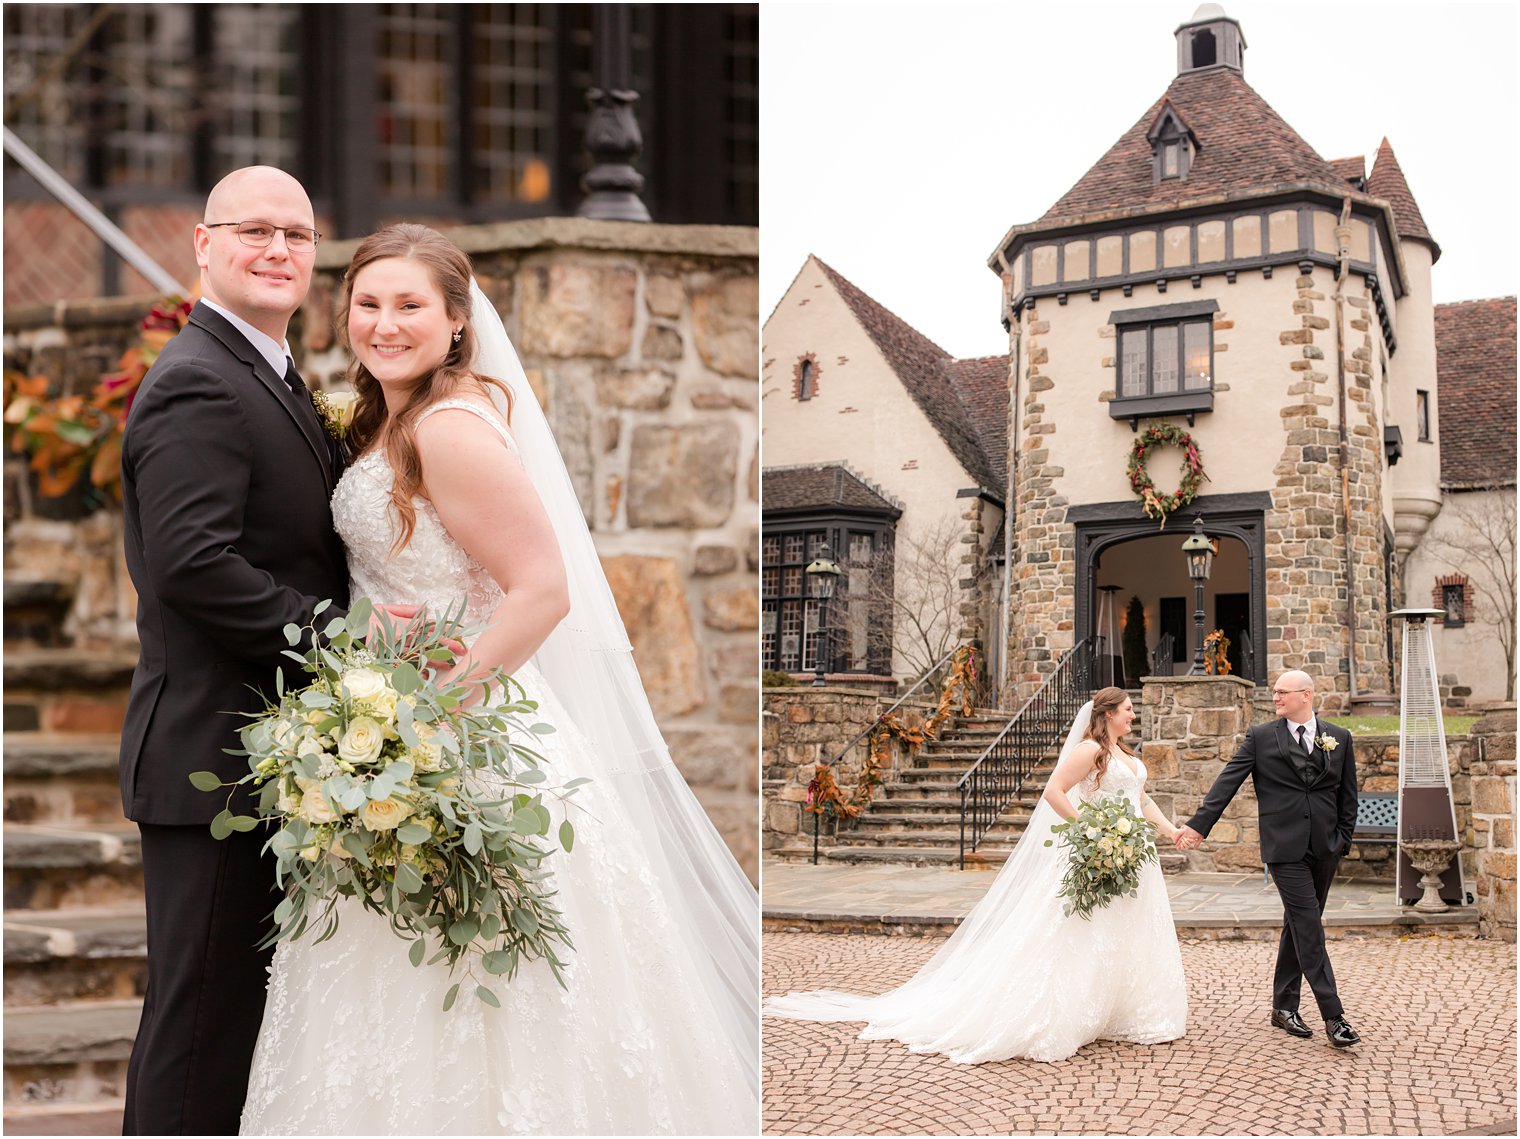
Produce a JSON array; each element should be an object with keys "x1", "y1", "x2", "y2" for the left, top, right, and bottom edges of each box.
[
  {"x1": 240, "y1": 399, "x2": 755, "y2": 1135},
  {"x1": 764, "y1": 717, "x2": 1187, "y2": 1064}
]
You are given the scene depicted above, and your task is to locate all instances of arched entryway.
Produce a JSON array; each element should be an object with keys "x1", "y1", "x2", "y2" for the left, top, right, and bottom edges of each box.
[{"x1": 1070, "y1": 493, "x2": 1270, "y2": 688}]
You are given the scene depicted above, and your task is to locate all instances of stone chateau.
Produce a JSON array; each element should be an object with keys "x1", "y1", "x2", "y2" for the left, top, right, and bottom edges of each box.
[{"x1": 764, "y1": 5, "x2": 1516, "y2": 711}]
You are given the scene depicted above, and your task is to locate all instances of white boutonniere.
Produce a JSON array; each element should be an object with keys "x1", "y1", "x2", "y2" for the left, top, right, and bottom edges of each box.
[
  {"x1": 311, "y1": 389, "x2": 356, "y2": 441},
  {"x1": 1316, "y1": 733, "x2": 1338, "y2": 752}
]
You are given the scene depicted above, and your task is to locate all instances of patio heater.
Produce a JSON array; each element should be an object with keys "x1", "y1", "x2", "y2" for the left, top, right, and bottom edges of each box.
[
  {"x1": 1390, "y1": 609, "x2": 1467, "y2": 909},
  {"x1": 1096, "y1": 584, "x2": 1123, "y2": 688}
]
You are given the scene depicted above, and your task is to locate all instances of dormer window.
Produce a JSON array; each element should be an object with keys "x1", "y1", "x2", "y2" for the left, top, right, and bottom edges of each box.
[{"x1": 1147, "y1": 103, "x2": 1197, "y2": 183}]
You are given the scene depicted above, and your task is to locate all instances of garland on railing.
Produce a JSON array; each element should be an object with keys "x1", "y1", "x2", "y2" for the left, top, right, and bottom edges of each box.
[
  {"x1": 4, "y1": 293, "x2": 193, "y2": 501},
  {"x1": 1203, "y1": 629, "x2": 1232, "y2": 675},
  {"x1": 806, "y1": 645, "x2": 980, "y2": 820}
]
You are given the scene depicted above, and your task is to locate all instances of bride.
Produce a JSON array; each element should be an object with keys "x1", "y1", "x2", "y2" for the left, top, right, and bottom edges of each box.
[
  {"x1": 240, "y1": 224, "x2": 758, "y2": 1134},
  {"x1": 765, "y1": 686, "x2": 1187, "y2": 1063}
]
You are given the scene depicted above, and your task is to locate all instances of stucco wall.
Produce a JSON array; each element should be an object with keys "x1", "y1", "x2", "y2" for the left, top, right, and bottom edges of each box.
[
  {"x1": 763, "y1": 258, "x2": 1002, "y2": 678},
  {"x1": 1402, "y1": 486, "x2": 1516, "y2": 704}
]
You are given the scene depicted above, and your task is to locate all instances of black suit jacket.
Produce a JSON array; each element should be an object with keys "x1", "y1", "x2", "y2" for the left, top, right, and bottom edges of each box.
[
  {"x1": 1187, "y1": 717, "x2": 1358, "y2": 863},
  {"x1": 119, "y1": 302, "x2": 349, "y2": 823}
]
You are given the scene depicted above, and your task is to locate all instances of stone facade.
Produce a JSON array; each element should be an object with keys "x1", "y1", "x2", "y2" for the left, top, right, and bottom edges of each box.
[
  {"x1": 1146, "y1": 676, "x2": 1515, "y2": 938},
  {"x1": 760, "y1": 686, "x2": 934, "y2": 853},
  {"x1": 2, "y1": 218, "x2": 760, "y2": 881}
]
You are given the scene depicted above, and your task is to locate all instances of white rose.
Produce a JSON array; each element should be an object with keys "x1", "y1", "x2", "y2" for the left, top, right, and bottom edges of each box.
[
  {"x1": 337, "y1": 717, "x2": 386, "y2": 766},
  {"x1": 329, "y1": 833, "x2": 353, "y2": 860},
  {"x1": 342, "y1": 668, "x2": 388, "y2": 701},
  {"x1": 360, "y1": 796, "x2": 412, "y2": 832},
  {"x1": 296, "y1": 730, "x2": 327, "y2": 760},
  {"x1": 271, "y1": 718, "x2": 299, "y2": 754},
  {"x1": 1086, "y1": 827, "x2": 1100, "y2": 840},
  {"x1": 1116, "y1": 817, "x2": 1133, "y2": 835},
  {"x1": 301, "y1": 785, "x2": 339, "y2": 824}
]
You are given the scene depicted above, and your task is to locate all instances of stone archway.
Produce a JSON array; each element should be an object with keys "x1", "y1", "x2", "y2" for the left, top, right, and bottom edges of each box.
[{"x1": 1070, "y1": 492, "x2": 1270, "y2": 687}]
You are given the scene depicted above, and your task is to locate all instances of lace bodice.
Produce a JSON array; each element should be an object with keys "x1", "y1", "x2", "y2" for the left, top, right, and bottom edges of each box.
[
  {"x1": 332, "y1": 399, "x2": 516, "y2": 635},
  {"x1": 1076, "y1": 753, "x2": 1147, "y2": 809}
]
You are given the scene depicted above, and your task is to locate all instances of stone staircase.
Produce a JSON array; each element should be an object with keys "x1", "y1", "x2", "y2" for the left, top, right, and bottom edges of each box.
[
  {"x1": 3, "y1": 612, "x2": 142, "y2": 1129},
  {"x1": 772, "y1": 713, "x2": 1057, "y2": 869}
]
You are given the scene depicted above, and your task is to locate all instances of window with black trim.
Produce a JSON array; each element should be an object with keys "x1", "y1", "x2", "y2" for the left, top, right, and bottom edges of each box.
[
  {"x1": 761, "y1": 523, "x2": 893, "y2": 674},
  {"x1": 1108, "y1": 301, "x2": 1218, "y2": 425}
]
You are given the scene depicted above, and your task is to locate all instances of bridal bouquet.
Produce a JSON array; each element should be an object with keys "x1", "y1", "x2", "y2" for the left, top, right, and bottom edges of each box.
[
  {"x1": 1044, "y1": 796, "x2": 1158, "y2": 920},
  {"x1": 192, "y1": 598, "x2": 585, "y2": 1009}
]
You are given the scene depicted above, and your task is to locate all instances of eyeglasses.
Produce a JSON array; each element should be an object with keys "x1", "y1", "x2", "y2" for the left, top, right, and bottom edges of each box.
[
  {"x1": 206, "y1": 221, "x2": 320, "y2": 251},
  {"x1": 1271, "y1": 688, "x2": 1310, "y2": 697}
]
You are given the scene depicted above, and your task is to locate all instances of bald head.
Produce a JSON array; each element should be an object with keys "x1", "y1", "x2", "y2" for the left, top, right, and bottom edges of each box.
[
  {"x1": 203, "y1": 166, "x2": 312, "y2": 225},
  {"x1": 1271, "y1": 670, "x2": 1316, "y2": 720},
  {"x1": 195, "y1": 166, "x2": 316, "y2": 342}
]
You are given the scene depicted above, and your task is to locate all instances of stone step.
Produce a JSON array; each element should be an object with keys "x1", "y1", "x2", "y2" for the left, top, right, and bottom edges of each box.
[
  {"x1": 3, "y1": 1000, "x2": 138, "y2": 1110},
  {"x1": 833, "y1": 827, "x2": 1025, "y2": 848},
  {"x1": 821, "y1": 845, "x2": 1011, "y2": 869},
  {"x1": 3, "y1": 651, "x2": 137, "y2": 736},
  {"x1": 851, "y1": 808, "x2": 1036, "y2": 832},
  {"x1": 2, "y1": 1102, "x2": 125, "y2": 1136},
  {"x1": 4, "y1": 906, "x2": 147, "y2": 1007},
  {"x1": 4, "y1": 736, "x2": 125, "y2": 826},
  {"x1": 3, "y1": 579, "x2": 75, "y2": 651},
  {"x1": 871, "y1": 792, "x2": 1044, "y2": 812},
  {"x1": 4, "y1": 825, "x2": 143, "y2": 912}
]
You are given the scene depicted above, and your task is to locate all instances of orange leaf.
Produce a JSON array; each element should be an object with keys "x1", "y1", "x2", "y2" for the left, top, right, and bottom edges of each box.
[{"x1": 90, "y1": 433, "x2": 123, "y2": 488}]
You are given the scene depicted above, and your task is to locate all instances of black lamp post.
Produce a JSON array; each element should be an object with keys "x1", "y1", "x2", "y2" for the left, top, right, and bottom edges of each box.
[
  {"x1": 805, "y1": 546, "x2": 841, "y2": 687},
  {"x1": 1181, "y1": 516, "x2": 1215, "y2": 676}
]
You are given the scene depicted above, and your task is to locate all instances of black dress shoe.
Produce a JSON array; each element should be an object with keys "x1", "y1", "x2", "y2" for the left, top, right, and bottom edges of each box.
[
  {"x1": 1326, "y1": 1016, "x2": 1361, "y2": 1047},
  {"x1": 1271, "y1": 1008, "x2": 1312, "y2": 1038}
]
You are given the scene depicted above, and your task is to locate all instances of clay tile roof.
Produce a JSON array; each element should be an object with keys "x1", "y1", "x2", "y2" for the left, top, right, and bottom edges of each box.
[
  {"x1": 1040, "y1": 67, "x2": 1345, "y2": 223},
  {"x1": 1329, "y1": 156, "x2": 1366, "y2": 188},
  {"x1": 761, "y1": 463, "x2": 903, "y2": 515},
  {"x1": 1434, "y1": 297, "x2": 1516, "y2": 488},
  {"x1": 813, "y1": 257, "x2": 1005, "y2": 496},
  {"x1": 1367, "y1": 138, "x2": 1440, "y2": 261},
  {"x1": 942, "y1": 355, "x2": 1009, "y2": 491}
]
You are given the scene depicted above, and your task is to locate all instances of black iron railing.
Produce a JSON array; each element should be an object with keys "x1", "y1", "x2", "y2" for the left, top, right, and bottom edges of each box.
[
  {"x1": 957, "y1": 639, "x2": 1096, "y2": 868},
  {"x1": 807, "y1": 646, "x2": 967, "y2": 864},
  {"x1": 1151, "y1": 632, "x2": 1176, "y2": 678}
]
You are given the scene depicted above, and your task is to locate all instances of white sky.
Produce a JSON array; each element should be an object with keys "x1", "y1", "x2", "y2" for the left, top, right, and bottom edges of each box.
[{"x1": 760, "y1": 1, "x2": 1520, "y2": 359}]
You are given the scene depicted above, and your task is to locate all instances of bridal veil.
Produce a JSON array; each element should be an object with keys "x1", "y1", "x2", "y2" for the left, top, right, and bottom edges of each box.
[{"x1": 469, "y1": 282, "x2": 759, "y2": 1097}]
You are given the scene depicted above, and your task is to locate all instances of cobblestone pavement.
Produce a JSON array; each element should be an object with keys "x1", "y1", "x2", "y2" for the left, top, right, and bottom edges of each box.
[{"x1": 763, "y1": 933, "x2": 1517, "y2": 1136}]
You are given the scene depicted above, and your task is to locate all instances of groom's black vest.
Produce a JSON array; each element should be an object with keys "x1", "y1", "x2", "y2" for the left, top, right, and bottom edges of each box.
[
  {"x1": 1188, "y1": 717, "x2": 1357, "y2": 863},
  {"x1": 119, "y1": 303, "x2": 348, "y2": 824}
]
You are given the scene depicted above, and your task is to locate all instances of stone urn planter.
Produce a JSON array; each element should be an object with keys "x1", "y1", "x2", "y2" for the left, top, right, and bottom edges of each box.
[{"x1": 1400, "y1": 838, "x2": 1463, "y2": 913}]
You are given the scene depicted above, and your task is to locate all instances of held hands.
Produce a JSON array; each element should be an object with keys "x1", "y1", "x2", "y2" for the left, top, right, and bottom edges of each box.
[
  {"x1": 367, "y1": 604, "x2": 468, "y2": 661},
  {"x1": 1173, "y1": 824, "x2": 1203, "y2": 851}
]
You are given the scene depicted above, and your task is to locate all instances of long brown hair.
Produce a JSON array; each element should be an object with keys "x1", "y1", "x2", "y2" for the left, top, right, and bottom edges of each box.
[
  {"x1": 338, "y1": 223, "x2": 512, "y2": 552},
  {"x1": 1083, "y1": 685, "x2": 1137, "y2": 786}
]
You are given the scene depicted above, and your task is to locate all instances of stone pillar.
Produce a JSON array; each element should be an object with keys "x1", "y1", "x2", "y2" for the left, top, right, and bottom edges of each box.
[
  {"x1": 1141, "y1": 674, "x2": 1257, "y2": 870},
  {"x1": 1468, "y1": 704, "x2": 1517, "y2": 942}
]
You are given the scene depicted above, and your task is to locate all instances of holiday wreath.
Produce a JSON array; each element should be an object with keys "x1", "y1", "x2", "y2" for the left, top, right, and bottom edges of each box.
[{"x1": 1127, "y1": 422, "x2": 1207, "y2": 527}]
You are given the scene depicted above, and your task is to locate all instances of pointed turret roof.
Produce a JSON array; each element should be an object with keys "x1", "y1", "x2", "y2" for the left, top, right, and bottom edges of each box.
[
  {"x1": 812, "y1": 257, "x2": 1006, "y2": 496},
  {"x1": 1367, "y1": 138, "x2": 1440, "y2": 261},
  {"x1": 1040, "y1": 67, "x2": 1344, "y2": 223}
]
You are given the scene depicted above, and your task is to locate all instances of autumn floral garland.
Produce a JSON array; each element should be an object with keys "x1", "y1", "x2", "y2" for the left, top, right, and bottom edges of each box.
[
  {"x1": 806, "y1": 645, "x2": 980, "y2": 821},
  {"x1": 1127, "y1": 421, "x2": 1207, "y2": 527}
]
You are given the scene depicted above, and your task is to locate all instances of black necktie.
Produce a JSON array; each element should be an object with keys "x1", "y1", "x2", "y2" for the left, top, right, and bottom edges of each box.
[
  {"x1": 1296, "y1": 725, "x2": 1309, "y2": 755},
  {"x1": 285, "y1": 357, "x2": 333, "y2": 471}
]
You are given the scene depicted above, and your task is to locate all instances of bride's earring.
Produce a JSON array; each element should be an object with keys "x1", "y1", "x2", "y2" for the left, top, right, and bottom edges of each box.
[{"x1": 451, "y1": 328, "x2": 463, "y2": 344}]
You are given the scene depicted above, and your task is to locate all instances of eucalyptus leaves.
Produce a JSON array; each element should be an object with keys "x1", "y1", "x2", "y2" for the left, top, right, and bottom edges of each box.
[
  {"x1": 1044, "y1": 797, "x2": 1158, "y2": 920},
  {"x1": 191, "y1": 597, "x2": 584, "y2": 1009}
]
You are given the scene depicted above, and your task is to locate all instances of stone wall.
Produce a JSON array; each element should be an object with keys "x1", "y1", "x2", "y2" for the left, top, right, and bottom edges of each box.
[
  {"x1": 761, "y1": 686, "x2": 935, "y2": 854},
  {"x1": 3, "y1": 218, "x2": 760, "y2": 882},
  {"x1": 1145, "y1": 676, "x2": 1516, "y2": 937}
]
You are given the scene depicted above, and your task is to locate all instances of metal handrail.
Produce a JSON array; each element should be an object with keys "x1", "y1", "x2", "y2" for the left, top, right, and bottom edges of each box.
[
  {"x1": 957, "y1": 638, "x2": 1095, "y2": 868},
  {"x1": 819, "y1": 645, "x2": 964, "y2": 769},
  {"x1": 1152, "y1": 632, "x2": 1175, "y2": 678},
  {"x1": 3, "y1": 127, "x2": 185, "y2": 295},
  {"x1": 805, "y1": 645, "x2": 968, "y2": 865}
]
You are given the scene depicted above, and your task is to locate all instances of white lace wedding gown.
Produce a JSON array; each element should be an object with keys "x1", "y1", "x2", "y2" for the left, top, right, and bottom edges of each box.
[
  {"x1": 241, "y1": 401, "x2": 753, "y2": 1135},
  {"x1": 765, "y1": 756, "x2": 1187, "y2": 1063}
]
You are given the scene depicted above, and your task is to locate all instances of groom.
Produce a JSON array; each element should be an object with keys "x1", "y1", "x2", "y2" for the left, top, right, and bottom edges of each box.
[
  {"x1": 1175, "y1": 670, "x2": 1361, "y2": 1048},
  {"x1": 118, "y1": 166, "x2": 351, "y2": 1133}
]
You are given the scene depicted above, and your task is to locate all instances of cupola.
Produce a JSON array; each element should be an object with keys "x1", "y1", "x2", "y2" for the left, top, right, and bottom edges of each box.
[{"x1": 1175, "y1": 4, "x2": 1245, "y2": 74}]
